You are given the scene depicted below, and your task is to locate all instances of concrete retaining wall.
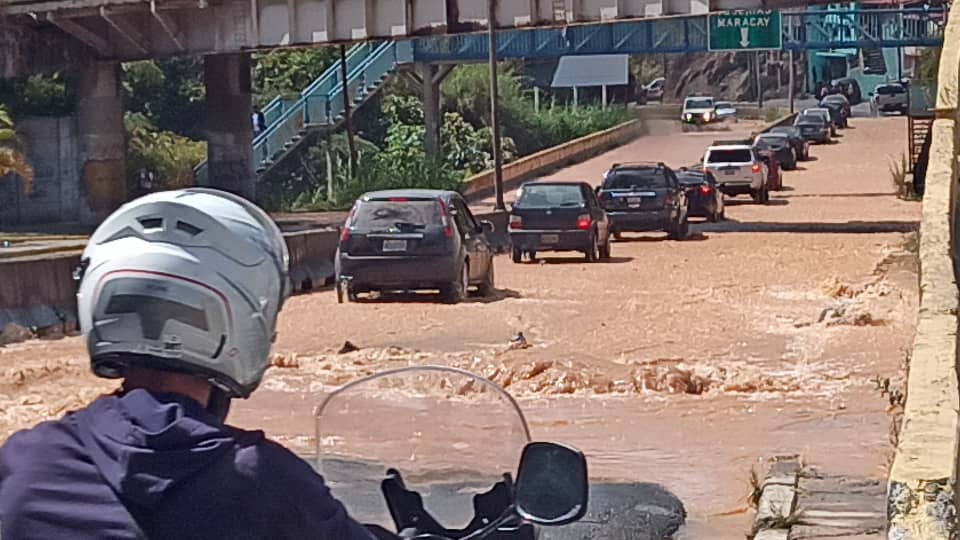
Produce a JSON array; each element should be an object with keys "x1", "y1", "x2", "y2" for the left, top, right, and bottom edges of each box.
[
  {"x1": 886, "y1": 2, "x2": 960, "y2": 537},
  {"x1": 0, "y1": 228, "x2": 340, "y2": 342},
  {"x1": 462, "y1": 118, "x2": 647, "y2": 202}
]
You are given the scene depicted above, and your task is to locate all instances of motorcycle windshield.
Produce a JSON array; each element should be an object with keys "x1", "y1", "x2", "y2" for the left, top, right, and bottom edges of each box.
[{"x1": 315, "y1": 366, "x2": 532, "y2": 530}]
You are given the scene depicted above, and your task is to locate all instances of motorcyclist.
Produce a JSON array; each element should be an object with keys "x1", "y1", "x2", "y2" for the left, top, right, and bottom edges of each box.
[{"x1": 0, "y1": 188, "x2": 393, "y2": 539}]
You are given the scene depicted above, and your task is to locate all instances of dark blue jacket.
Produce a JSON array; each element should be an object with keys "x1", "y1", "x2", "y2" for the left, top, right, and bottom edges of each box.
[{"x1": 0, "y1": 389, "x2": 376, "y2": 540}]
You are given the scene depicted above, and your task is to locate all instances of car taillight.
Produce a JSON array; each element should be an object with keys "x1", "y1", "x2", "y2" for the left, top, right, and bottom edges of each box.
[
  {"x1": 509, "y1": 215, "x2": 523, "y2": 230},
  {"x1": 576, "y1": 214, "x2": 592, "y2": 230},
  {"x1": 699, "y1": 185, "x2": 712, "y2": 195},
  {"x1": 340, "y1": 206, "x2": 357, "y2": 242},
  {"x1": 437, "y1": 199, "x2": 455, "y2": 238},
  {"x1": 751, "y1": 163, "x2": 762, "y2": 173}
]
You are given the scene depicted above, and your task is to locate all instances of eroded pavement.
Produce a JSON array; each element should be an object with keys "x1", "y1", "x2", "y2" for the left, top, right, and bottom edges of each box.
[{"x1": 0, "y1": 116, "x2": 917, "y2": 538}]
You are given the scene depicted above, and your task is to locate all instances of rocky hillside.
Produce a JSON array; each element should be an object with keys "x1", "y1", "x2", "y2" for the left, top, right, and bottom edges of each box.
[{"x1": 665, "y1": 51, "x2": 806, "y2": 103}]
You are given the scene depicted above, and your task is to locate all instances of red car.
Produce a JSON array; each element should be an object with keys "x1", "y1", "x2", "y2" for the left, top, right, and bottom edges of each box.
[{"x1": 755, "y1": 149, "x2": 784, "y2": 191}]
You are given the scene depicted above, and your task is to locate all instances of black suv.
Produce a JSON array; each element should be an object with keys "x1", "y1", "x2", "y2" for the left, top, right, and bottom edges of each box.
[{"x1": 597, "y1": 162, "x2": 689, "y2": 240}]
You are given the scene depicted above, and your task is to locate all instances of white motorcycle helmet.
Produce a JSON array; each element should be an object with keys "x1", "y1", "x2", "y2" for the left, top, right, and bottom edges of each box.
[{"x1": 76, "y1": 188, "x2": 290, "y2": 399}]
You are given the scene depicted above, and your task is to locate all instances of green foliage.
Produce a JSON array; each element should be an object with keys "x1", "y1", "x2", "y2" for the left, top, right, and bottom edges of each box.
[
  {"x1": 125, "y1": 113, "x2": 206, "y2": 194},
  {"x1": 0, "y1": 73, "x2": 74, "y2": 117},
  {"x1": 253, "y1": 47, "x2": 337, "y2": 108},
  {"x1": 123, "y1": 58, "x2": 205, "y2": 139},
  {"x1": 325, "y1": 153, "x2": 464, "y2": 210},
  {"x1": 917, "y1": 47, "x2": 941, "y2": 86}
]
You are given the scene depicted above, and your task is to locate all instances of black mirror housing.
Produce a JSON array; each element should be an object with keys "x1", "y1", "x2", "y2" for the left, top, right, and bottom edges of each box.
[{"x1": 514, "y1": 442, "x2": 588, "y2": 526}]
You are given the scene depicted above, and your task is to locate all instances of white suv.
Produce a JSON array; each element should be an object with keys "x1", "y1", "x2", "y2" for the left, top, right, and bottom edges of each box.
[{"x1": 703, "y1": 144, "x2": 769, "y2": 203}]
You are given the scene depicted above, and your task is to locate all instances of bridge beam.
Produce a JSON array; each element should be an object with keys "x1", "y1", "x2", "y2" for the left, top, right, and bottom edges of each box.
[
  {"x1": 76, "y1": 60, "x2": 127, "y2": 224},
  {"x1": 204, "y1": 52, "x2": 255, "y2": 200}
]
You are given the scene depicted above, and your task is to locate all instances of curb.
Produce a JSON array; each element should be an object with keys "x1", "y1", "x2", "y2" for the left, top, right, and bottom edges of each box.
[{"x1": 752, "y1": 457, "x2": 802, "y2": 540}]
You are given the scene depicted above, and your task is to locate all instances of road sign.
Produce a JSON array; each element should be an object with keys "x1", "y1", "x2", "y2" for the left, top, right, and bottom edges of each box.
[{"x1": 708, "y1": 10, "x2": 782, "y2": 51}]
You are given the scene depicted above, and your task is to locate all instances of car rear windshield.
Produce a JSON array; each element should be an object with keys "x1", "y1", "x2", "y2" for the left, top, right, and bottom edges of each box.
[
  {"x1": 685, "y1": 98, "x2": 714, "y2": 109},
  {"x1": 715, "y1": 102, "x2": 732, "y2": 109},
  {"x1": 755, "y1": 136, "x2": 787, "y2": 148},
  {"x1": 771, "y1": 127, "x2": 798, "y2": 136},
  {"x1": 706, "y1": 149, "x2": 752, "y2": 163},
  {"x1": 352, "y1": 199, "x2": 441, "y2": 231},
  {"x1": 603, "y1": 170, "x2": 670, "y2": 189},
  {"x1": 876, "y1": 85, "x2": 906, "y2": 95},
  {"x1": 677, "y1": 173, "x2": 705, "y2": 184},
  {"x1": 797, "y1": 115, "x2": 823, "y2": 124},
  {"x1": 515, "y1": 184, "x2": 585, "y2": 207}
]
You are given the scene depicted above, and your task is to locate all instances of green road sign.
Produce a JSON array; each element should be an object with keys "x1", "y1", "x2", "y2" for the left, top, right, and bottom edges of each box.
[{"x1": 708, "y1": 10, "x2": 782, "y2": 51}]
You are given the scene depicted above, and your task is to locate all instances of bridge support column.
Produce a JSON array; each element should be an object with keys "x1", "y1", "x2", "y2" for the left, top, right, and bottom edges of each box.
[
  {"x1": 77, "y1": 60, "x2": 127, "y2": 225},
  {"x1": 204, "y1": 53, "x2": 254, "y2": 200}
]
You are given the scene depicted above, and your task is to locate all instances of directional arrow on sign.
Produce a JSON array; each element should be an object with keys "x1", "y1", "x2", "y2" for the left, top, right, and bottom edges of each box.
[{"x1": 739, "y1": 28, "x2": 750, "y2": 48}]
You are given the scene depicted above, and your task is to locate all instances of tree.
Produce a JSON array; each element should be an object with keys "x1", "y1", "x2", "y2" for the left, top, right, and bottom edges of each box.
[
  {"x1": 0, "y1": 106, "x2": 34, "y2": 193},
  {"x1": 252, "y1": 47, "x2": 338, "y2": 107},
  {"x1": 123, "y1": 58, "x2": 206, "y2": 139}
]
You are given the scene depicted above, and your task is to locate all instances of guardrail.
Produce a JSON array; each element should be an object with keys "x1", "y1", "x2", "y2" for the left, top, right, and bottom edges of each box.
[{"x1": 886, "y1": 1, "x2": 960, "y2": 537}]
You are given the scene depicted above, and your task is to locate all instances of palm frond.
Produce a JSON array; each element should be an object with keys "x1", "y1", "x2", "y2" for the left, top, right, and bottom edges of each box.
[{"x1": 0, "y1": 148, "x2": 34, "y2": 194}]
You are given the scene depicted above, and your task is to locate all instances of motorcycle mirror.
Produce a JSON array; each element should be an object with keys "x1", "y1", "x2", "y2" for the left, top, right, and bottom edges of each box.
[{"x1": 514, "y1": 442, "x2": 588, "y2": 526}]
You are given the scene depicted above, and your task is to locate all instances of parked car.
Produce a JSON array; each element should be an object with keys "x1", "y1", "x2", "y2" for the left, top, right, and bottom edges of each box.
[
  {"x1": 769, "y1": 126, "x2": 810, "y2": 161},
  {"x1": 703, "y1": 143, "x2": 769, "y2": 203},
  {"x1": 597, "y1": 162, "x2": 690, "y2": 240},
  {"x1": 756, "y1": 149, "x2": 784, "y2": 191},
  {"x1": 677, "y1": 167, "x2": 725, "y2": 222},
  {"x1": 644, "y1": 77, "x2": 665, "y2": 102},
  {"x1": 819, "y1": 94, "x2": 850, "y2": 128},
  {"x1": 802, "y1": 107, "x2": 838, "y2": 136},
  {"x1": 714, "y1": 101, "x2": 738, "y2": 122},
  {"x1": 335, "y1": 189, "x2": 495, "y2": 303},
  {"x1": 508, "y1": 181, "x2": 612, "y2": 262},
  {"x1": 754, "y1": 132, "x2": 798, "y2": 171},
  {"x1": 681, "y1": 95, "x2": 718, "y2": 129},
  {"x1": 872, "y1": 83, "x2": 909, "y2": 115},
  {"x1": 794, "y1": 113, "x2": 832, "y2": 144},
  {"x1": 833, "y1": 77, "x2": 863, "y2": 105}
]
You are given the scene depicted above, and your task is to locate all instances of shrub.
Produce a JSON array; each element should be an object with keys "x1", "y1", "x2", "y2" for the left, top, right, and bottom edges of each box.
[{"x1": 125, "y1": 113, "x2": 206, "y2": 195}]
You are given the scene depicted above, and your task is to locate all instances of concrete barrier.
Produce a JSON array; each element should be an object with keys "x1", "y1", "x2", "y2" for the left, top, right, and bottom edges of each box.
[
  {"x1": 462, "y1": 119, "x2": 647, "y2": 202},
  {"x1": 0, "y1": 251, "x2": 80, "y2": 340},
  {"x1": 285, "y1": 229, "x2": 339, "y2": 293},
  {"x1": 886, "y1": 2, "x2": 960, "y2": 537},
  {"x1": 0, "y1": 228, "x2": 341, "y2": 344}
]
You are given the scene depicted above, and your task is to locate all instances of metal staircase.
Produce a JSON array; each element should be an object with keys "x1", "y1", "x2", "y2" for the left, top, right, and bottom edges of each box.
[
  {"x1": 908, "y1": 115, "x2": 932, "y2": 174},
  {"x1": 195, "y1": 40, "x2": 407, "y2": 184}
]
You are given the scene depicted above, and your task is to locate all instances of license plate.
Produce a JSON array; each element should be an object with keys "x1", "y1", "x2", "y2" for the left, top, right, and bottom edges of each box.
[
  {"x1": 541, "y1": 234, "x2": 559, "y2": 244},
  {"x1": 724, "y1": 169, "x2": 737, "y2": 175},
  {"x1": 627, "y1": 197, "x2": 643, "y2": 205},
  {"x1": 382, "y1": 239, "x2": 408, "y2": 252}
]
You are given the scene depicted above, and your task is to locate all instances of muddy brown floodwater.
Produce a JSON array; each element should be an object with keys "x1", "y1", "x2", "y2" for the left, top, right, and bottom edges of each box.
[{"x1": 0, "y1": 117, "x2": 917, "y2": 538}]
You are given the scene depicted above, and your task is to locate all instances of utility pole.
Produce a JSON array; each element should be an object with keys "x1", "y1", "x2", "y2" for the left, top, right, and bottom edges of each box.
[
  {"x1": 755, "y1": 52, "x2": 763, "y2": 109},
  {"x1": 339, "y1": 44, "x2": 357, "y2": 179},
  {"x1": 788, "y1": 50, "x2": 795, "y2": 114},
  {"x1": 488, "y1": 0, "x2": 504, "y2": 211}
]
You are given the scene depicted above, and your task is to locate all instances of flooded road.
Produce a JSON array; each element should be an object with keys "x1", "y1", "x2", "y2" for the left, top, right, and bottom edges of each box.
[{"x1": 0, "y1": 116, "x2": 917, "y2": 538}]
